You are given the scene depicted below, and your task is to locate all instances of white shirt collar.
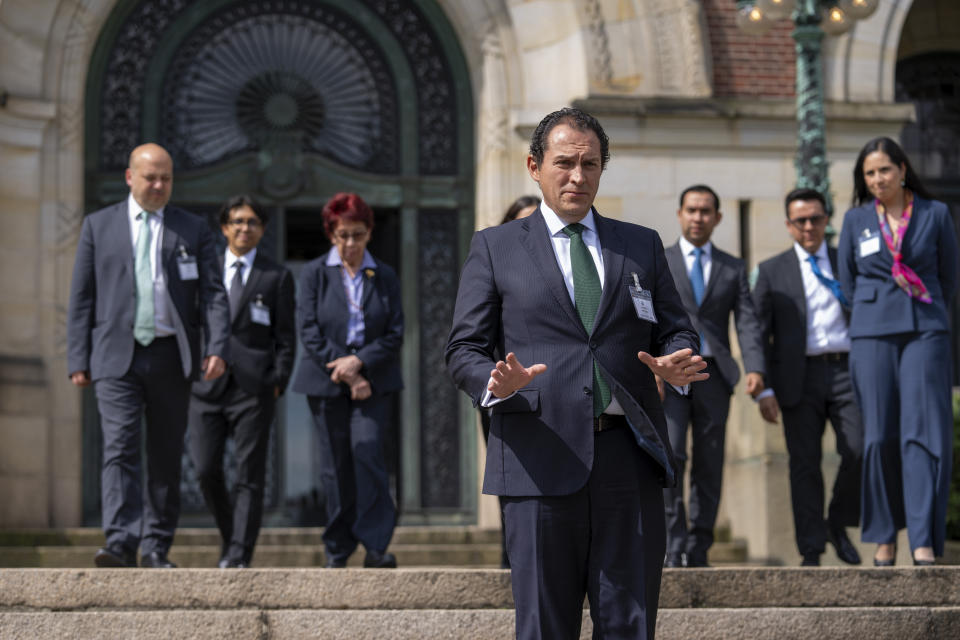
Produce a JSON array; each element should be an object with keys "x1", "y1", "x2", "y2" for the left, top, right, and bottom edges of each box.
[
  {"x1": 678, "y1": 235, "x2": 712, "y2": 258},
  {"x1": 127, "y1": 193, "x2": 165, "y2": 223},
  {"x1": 793, "y1": 240, "x2": 827, "y2": 263},
  {"x1": 325, "y1": 248, "x2": 378, "y2": 271},
  {"x1": 226, "y1": 246, "x2": 257, "y2": 271},
  {"x1": 540, "y1": 202, "x2": 598, "y2": 237}
]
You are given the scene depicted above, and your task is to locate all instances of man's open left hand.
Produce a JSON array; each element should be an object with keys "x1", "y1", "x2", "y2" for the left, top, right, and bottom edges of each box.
[
  {"x1": 488, "y1": 352, "x2": 547, "y2": 399},
  {"x1": 637, "y1": 348, "x2": 709, "y2": 387}
]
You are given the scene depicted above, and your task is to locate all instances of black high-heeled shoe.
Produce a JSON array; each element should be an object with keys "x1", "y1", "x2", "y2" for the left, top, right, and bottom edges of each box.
[{"x1": 873, "y1": 544, "x2": 896, "y2": 567}]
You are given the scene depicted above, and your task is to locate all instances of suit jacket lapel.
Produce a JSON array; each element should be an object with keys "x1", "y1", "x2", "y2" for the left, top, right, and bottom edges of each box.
[
  {"x1": 595, "y1": 212, "x2": 624, "y2": 326},
  {"x1": 519, "y1": 209, "x2": 584, "y2": 334},
  {"x1": 360, "y1": 263, "x2": 377, "y2": 310},
  {"x1": 784, "y1": 250, "x2": 807, "y2": 321},
  {"x1": 701, "y1": 248, "x2": 725, "y2": 305},
  {"x1": 160, "y1": 208, "x2": 180, "y2": 276},
  {"x1": 666, "y1": 243, "x2": 696, "y2": 309},
  {"x1": 110, "y1": 203, "x2": 135, "y2": 275}
]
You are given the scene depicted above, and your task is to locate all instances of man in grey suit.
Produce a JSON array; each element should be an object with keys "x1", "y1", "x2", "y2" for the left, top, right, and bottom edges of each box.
[
  {"x1": 662, "y1": 185, "x2": 765, "y2": 568},
  {"x1": 68, "y1": 143, "x2": 229, "y2": 568}
]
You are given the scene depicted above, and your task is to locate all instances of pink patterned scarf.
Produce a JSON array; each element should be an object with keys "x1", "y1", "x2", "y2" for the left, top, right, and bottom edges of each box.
[{"x1": 875, "y1": 194, "x2": 932, "y2": 304}]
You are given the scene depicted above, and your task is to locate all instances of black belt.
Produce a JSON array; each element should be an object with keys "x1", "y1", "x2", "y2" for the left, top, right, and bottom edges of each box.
[
  {"x1": 593, "y1": 413, "x2": 627, "y2": 433},
  {"x1": 806, "y1": 352, "x2": 847, "y2": 364}
]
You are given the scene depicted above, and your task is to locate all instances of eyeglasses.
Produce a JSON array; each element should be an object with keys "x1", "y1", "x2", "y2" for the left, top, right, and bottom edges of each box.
[
  {"x1": 227, "y1": 218, "x2": 262, "y2": 229},
  {"x1": 789, "y1": 215, "x2": 828, "y2": 228},
  {"x1": 334, "y1": 230, "x2": 368, "y2": 242}
]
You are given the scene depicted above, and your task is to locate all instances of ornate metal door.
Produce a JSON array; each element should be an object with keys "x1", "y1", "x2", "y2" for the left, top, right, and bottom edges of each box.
[{"x1": 83, "y1": 0, "x2": 475, "y2": 525}]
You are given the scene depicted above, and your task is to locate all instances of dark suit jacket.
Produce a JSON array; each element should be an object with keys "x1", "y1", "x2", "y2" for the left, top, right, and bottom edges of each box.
[
  {"x1": 291, "y1": 251, "x2": 403, "y2": 398},
  {"x1": 67, "y1": 202, "x2": 229, "y2": 380},
  {"x1": 837, "y1": 197, "x2": 958, "y2": 338},
  {"x1": 753, "y1": 246, "x2": 846, "y2": 408},
  {"x1": 665, "y1": 242, "x2": 764, "y2": 392},
  {"x1": 192, "y1": 252, "x2": 296, "y2": 399},
  {"x1": 445, "y1": 208, "x2": 698, "y2": 495}
]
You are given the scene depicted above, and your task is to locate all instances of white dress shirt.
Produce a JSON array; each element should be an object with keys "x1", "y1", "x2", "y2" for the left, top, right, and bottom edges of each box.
[
  {"x1": 127, "y1": 193, "x2": 174, "y2": 337},
  {"x1": 677, "y1": 236, "x2": 713, "y2": 357},
  {"x1": 224, "y1": 247, "x2": 257, "y2": 290},
  {"x1": 794, "y1": 241, "x2": 850, "y2": 356}
]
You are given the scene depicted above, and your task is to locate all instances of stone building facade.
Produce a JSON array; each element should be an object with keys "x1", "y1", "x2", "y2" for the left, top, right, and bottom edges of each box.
[{"x1": 1, "y1": 0, "x2": 956, "y2": 564}]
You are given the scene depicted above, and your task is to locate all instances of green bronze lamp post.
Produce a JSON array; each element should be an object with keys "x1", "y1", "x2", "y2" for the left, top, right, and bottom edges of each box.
[{"x1": 735, "y1": 0, "x2": 879, "y2": 216}]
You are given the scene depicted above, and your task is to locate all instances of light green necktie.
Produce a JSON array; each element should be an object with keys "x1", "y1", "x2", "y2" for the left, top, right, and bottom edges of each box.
[
  {"x1": 133, "y1": 211, "x2": 155, "y2": 346},
  {"x1": 561, "y1": 223, "x2": 611, "y2": 417}
]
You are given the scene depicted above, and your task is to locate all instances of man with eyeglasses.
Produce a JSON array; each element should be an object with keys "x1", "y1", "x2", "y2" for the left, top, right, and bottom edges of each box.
[
  {"x1": 752, "y1": 187, "x2": 864, "y2": 567},
  {"x1": 67, "y1": 143, "x2": 229, "y2": 568},
  {"x1": 187, "y1": 194, "x2": 296, "y2": 568}
]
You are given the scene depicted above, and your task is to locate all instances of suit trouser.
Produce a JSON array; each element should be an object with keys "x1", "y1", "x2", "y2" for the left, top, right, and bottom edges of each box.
[
  {"x1": 94, "y1": 337, "x2": 189, "y2": 556},
  {"x1": 502, "y1": 425, "x2": 665, "y2": 640},
  {"x1": 851, "y1": 331, "x2": 953, "y2": 556},
  {"x1": 307, "y1": 393, "x2": 396, "y2": 562},
  {"x1": 188, "y1": 378, "x2": 275, "y2": 565},
  {"x1": 780, "y1": 356, "x2": 862, "y2": 558},
  {"x1": 662, "y1": 359, "x2": 730, "y2": 560}
]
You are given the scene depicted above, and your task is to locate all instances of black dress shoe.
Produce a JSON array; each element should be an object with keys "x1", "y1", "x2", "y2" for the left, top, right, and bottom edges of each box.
[
  {"x1": 663, "y1": 553, "x2": 685, "y2": 568},
  {"x1": 826, "y1": 524, "x2": 861, "y2": 565},
  {"x1": 685, "y1": 553, "x2": 710, "y2": 568},
  {"x1": 912, "y1": 557, "x2": 935, "y2": 566},
  {"x1": 801, "y1": 554, "x2": 821, "y2": 566},
  {"x1": 94, "y1": 547, "x2": 136, "y2": 568},
  {"x1": 363, "y1": 550, "x2": 397, "y2": 568},
  {"x1": 218, "y1": 557, "x2": 230, "y2": 569},
  {"x1": 140, "y1": 551, "x2": 177, "y2": 568}
]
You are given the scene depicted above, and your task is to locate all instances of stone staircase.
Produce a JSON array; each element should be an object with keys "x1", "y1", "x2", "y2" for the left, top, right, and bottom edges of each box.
[
  {"x1": 0, "y1": 526, "x2": 748, "y2": 568},
  {"x1": 1, "y1": 566, "x2": 958, "y2": 639}
]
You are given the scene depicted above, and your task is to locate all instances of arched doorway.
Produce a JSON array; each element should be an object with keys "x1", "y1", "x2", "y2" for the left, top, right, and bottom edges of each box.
[
  {"x1": 82, "y1": 0, "x2": 475, "y2": 526},
  {"x1": 895, "y1": 0, "x2": 960, "y2": 382}
]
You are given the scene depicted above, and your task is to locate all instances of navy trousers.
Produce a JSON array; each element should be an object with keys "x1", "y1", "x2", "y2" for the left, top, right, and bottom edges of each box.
[
  {"x1": 188, "y1": 378, "x2": 276, "y2": 565},
  {"x1": 307, "y1": 394, "x2": 396, "y2": 562},
  {"x1": 850, "y1": 331, "x2": 953, "y2": 556},
  {"x1": 94, "y1": 337, "x2": 190, "y2": 556},
  {"x1": 502, "y1": 425, "x2": 665, "y2": 640},
  {"x1": 662, "y1": 359, "x2": 730, "y2": 562}
]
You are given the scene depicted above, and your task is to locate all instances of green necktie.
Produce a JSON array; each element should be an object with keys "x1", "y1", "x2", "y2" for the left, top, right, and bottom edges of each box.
[
  {"x1": 561, "y1": 223, "x2": 611, "y2": 417},
  {"x1": 133, "y1": 211, "x2": 155, "y2": 346}
]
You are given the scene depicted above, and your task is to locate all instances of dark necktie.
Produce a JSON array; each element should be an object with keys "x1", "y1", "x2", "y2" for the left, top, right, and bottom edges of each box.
[
  {"x1": 561, "y1": 223, "x2": 611, "y2": 417},
  {"x1": 807, "y1": 255, "x2": 849, "y2": 307},
  {"x1": 229, "y1": 261, "x2": 244, "y2": 319},
  {"x1": 690, "y1": 246, "x2": 705, "y2": 306}
]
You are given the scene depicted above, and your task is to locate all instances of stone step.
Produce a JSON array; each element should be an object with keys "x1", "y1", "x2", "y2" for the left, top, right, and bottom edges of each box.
[{"x1": 2, "y1": 569, "x2": 959, "y2": 639}]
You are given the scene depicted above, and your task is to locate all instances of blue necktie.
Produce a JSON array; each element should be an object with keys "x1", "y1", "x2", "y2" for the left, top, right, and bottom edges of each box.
[
  {"x1": 690, "y1": 246, "x2": 705, "y2": 306},
  {"x1": 807, "y1": 255, "x2": 849, "y2": 307}
]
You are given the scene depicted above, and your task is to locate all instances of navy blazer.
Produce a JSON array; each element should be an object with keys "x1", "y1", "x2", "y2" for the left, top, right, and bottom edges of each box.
[
  {"x1": 753, "y1": 246, "x2": 847, "y2": 409},
  {"x1": 291, "y1": 251, "x2": 403, "y2": 398},
  {"x1": 67, "y1": 202, "x2": 229, "y2": 380},
  {"x1": 445, "y1": 209, "x2": 698, "y2": 495},
  {"x1": 665, "y1": 242, "x2": 764, "y2": 392},
  {"x1": 192, "y1": 252, "x2": 296, "y2": 399},
  {"x1": 838, "y1": 197, "x2": 958, "y2": 338}
]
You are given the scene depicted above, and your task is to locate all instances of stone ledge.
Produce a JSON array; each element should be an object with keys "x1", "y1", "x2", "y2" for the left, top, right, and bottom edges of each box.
[{"x1": 2, "y1": 568, "x2": 960, "y2": 611}]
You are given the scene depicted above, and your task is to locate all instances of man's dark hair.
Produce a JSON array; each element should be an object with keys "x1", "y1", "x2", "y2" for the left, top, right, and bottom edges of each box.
[
  {"x1": 784, "y1": 188, "x2": 826, "y2": 217},
  {"x1": 529, "y1": 107, "x2": 610, "y2": 170},
  {"x1": 219, "y1": 194, "x2": 269, "y2": 226},
  {"x1": 679, "y1": 184, "x2": 720, "y2": 211}
]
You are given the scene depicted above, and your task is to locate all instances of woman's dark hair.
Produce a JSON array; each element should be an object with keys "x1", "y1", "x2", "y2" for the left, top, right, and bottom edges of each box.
[
  {"x1": 499, "y1": 195, "x2": 541, "y2": 225},
  {"x1": 852, "y1": 136, "x2": 933, "y2": 206},
  {"x1": 322, "y1": 192, "x2": 374, "y2": 237},
  {"x1": 529, "y1": 107, "x2": 610, "y2": 171},
  {"x1": 219, "y1": 194, "x2": 269, "y2": 226}
]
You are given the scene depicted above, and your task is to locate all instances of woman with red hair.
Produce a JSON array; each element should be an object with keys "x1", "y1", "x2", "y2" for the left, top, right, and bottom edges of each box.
[{"x1": 291, "y1": 192, "x2": 404, "y2": 568}]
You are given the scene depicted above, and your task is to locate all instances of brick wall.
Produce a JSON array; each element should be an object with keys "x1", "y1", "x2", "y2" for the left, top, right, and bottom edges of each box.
[{"x1": 703, "y1": 0, "x2": 797, "y2": 99}]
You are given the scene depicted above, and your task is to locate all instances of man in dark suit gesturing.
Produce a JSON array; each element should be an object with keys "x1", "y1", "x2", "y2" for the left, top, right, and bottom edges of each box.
[
  {"x1": 752, "y1": 188, "x2": 863, "y2": 566},
  {"x1": 662, "y1": 185, "x2": 765, "y2": 568},
  {"x1": 68, "y1": 143, "x2": 229, "y2": 568},
  {"x1": 187, "y1": 195, "x2": 296, "y2": 568},
  {"x1": 446, "y1": 108, "x2": 707, "y2": 639}
]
